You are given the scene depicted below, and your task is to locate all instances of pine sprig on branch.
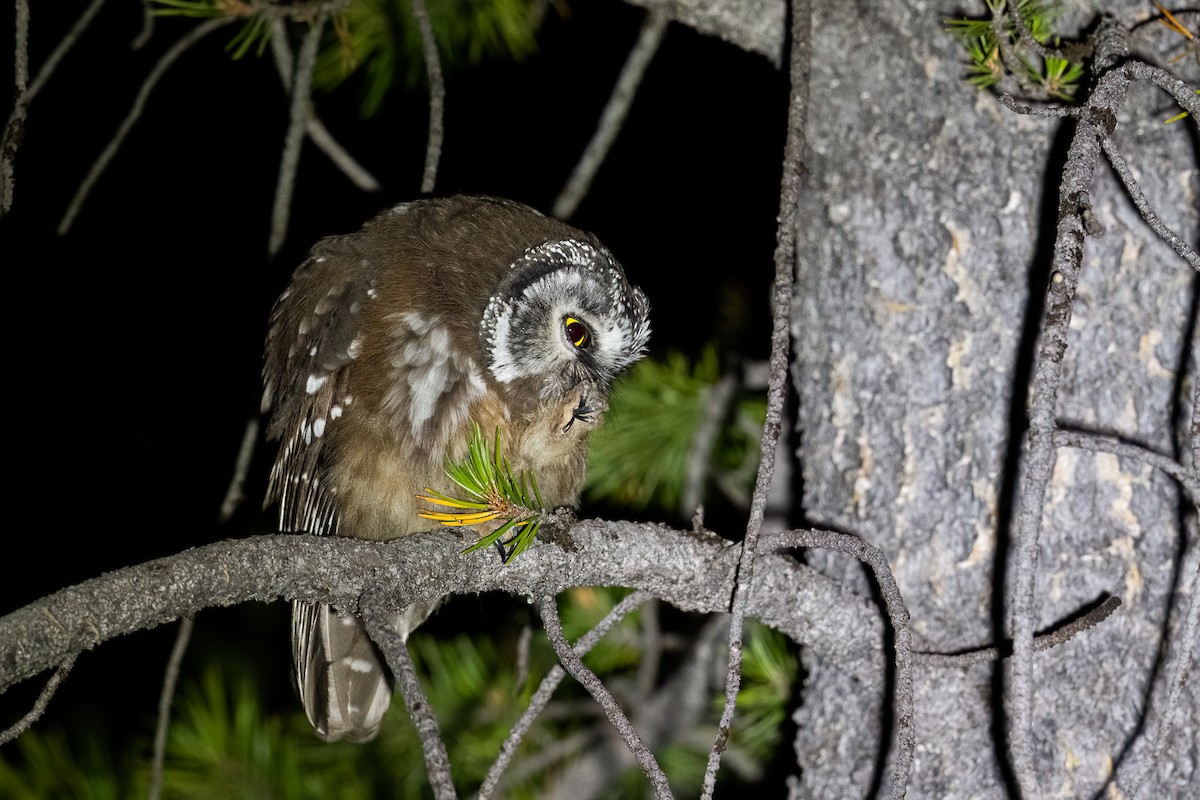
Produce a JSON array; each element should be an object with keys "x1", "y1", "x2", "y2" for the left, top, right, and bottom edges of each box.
[
  {"x1": 417, "y1": 422, "x2": 544, "y2": 563},
  {"x1": 946, "y1": 0, "x2": 1084, "y2": 101}
]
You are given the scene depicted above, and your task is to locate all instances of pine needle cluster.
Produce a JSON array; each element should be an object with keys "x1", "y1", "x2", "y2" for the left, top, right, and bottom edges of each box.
[
  {"x1": 418, "y1": 422, "x2": 545, "y2": 563},
  {"x1": 946, "y1": 0, "x2": 1084, "y2": 101}
]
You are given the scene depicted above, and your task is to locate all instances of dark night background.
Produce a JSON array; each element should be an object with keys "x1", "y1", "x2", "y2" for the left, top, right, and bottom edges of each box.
[{"x1": 1, "y1": 0, "x2": 786, "y2": 769}]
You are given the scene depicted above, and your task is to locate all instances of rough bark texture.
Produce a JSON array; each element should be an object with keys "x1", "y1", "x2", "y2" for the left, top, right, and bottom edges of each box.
[{"x1": 791, "y1": 1, "x2": 1197, "y2": 797}]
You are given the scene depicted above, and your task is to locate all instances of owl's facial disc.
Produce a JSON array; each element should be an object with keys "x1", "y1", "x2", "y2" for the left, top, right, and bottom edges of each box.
[{"x1": 481, "y1": 239, "x2": 650, "y2": 399}]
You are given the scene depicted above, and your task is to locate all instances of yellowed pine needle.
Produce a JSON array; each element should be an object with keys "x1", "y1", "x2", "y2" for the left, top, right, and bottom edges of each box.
[
  {"x1": 418, "y1": 509, "x2": 502, "y2": 525},
  {"x1": 1155, "y1": 3, "x2": 1195, "y2": 40}
]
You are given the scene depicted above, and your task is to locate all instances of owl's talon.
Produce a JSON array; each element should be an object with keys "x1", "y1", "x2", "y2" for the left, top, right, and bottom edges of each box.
[{"x1": 561, "y1": 393, "x2": 596, "y2": 433}]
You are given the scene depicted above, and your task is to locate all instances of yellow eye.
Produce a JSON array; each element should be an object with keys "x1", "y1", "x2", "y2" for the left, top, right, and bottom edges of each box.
[{"x1": 564, "y1": 316, "x2": 589, "y2": 348}]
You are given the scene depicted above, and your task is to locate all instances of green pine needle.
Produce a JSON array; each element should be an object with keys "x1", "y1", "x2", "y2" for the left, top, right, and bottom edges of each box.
[
  {"x1": 945, "y1": 0, "x2": 1082, "y2": 101},
  {"x1": 418, "y1": 422, "x2": 544, "y2": 563}
]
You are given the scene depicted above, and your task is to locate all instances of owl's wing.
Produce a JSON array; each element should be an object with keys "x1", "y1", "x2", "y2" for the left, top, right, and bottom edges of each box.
[
  {"x1": 263, "y1": 235, "x2": 397, "y2": 743},
  {"x1": 262, "y1": 233, "x2": 376, "y2": 536}
]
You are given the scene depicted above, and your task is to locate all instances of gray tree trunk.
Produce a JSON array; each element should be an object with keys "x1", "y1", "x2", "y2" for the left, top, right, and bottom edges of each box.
[{"x1": 791, "y1": 1, "x2": 1197, "y2": 797}]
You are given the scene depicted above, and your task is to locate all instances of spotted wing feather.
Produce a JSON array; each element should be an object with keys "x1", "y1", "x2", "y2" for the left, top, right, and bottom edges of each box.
[
  {"x1": 262, "y1": 234, "x2": 377, "y2": 536},
  {"x1": 262, "y1": 234, "x2": 395, "y2": 743}
]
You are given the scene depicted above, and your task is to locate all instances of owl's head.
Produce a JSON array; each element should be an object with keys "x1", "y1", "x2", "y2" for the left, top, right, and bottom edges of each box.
[{"x1": 480, "y1": 238, "x2": 650, "y2": 399}]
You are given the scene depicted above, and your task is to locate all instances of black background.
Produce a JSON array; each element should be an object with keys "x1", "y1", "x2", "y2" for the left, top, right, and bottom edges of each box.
[{"x1": 0, "y1": 0, "x2": 787, "y2": 768}]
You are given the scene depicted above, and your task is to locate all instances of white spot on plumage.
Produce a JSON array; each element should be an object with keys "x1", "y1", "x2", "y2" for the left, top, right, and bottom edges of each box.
[
  {"x1": 406, "y1": 360, "x2": 450, "y2": 432},
  {"x1": 306, "y1": 374, "x2": 328, "y2": 395},
  {"x1": 347, "y1": 338, "x2": 363, "y2": 359},
  {"x1": 313, "y1": 418, "x2": 326, "y2": 438},
  {"x1": 349, "y1": 658, "x2": 375, "y2": 673},
  {"x1": 330, "y1": 404, "x2": 343, "y2": 419}
]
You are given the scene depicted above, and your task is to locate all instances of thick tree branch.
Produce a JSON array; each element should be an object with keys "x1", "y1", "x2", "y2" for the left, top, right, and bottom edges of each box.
[{"x1": 0, "y1": 522, "x2": 886, "y2": 695}]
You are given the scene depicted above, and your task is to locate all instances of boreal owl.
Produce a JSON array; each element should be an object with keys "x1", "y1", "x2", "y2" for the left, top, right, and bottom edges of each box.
[{"x1": 262, "y1": 195, "x2": 650, "y2": 742}]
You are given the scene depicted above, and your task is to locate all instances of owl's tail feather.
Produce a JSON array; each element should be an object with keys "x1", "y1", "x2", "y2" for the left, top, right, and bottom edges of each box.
[{"x1": 292, "y1": 600, "x2": 396, "y2": 743}]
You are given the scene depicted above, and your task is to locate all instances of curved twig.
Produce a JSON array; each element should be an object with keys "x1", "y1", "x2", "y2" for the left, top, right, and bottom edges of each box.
[
  {"x1": 477, "y1": 590, "x2": 654, "y2": 799},
  {"x1": 553, "y1": 10, "x2": 669, "y2": 220},
  {"x1": 268, "y1": 17, "x2": 381, "y2": 193},
  {"x1": 147, "y1": 616, "x2": 194, "y2": 800},
  {"x1": 1, "y1": 0, "x2": 110, "y2": 217},
  {"x1": 1006, "y1": 19, "x2": 1131, "y2": 797},
  {"x1": 361, "y1": 591, "x2": 457, "y2": 800},
  {"x1": 915, "y1": 596, "x2": 1122, "y2": 667},
  {"x1": 763, "y1": 528, "x2": 914, "y2": 800},
  {"x1": 1099, "y1": 136, "x2": 1199, "y2": 271},
  {"x1": 409, "y1": 0, "x2": 444, "y2": 195},
  {"x1": 269, "y1": 11, "x2": 328, "y2": 257},
  {"x1": 0, "y1": 654, "x2": 77, "y2": 745},
  {"x1": 58, "y1": 16, "x2": 233, "y2": 236},
  {"x1": 1052, "y1": 429, "x2": 1200, "y2": 504},
  {"x1": 537, "y1": 594, "x2": 672, "y2": 799}
]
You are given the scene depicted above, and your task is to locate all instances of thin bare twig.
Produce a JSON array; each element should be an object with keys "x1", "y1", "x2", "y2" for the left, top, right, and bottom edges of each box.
[
  {"x1": 147, "y1": 616, "x2": 194, "y2": 800},
  {"x1": 1192, "y1": 373, "x2": 1199, "y2": 477},
  {"x1": 360, "y1": 591, "x2": 457, "y2": 800},
  {"x1": 149, "y1": 415, "x2": 257, "y2": 793},
  {"x1": 552, "y1": 10, "x2": 668, "y2": 219},
  {"x1": 409, "y1": 0, "x2": 444, "y2": 195},
  {"x1": 58, "y1": 16, "x2": 233, "y2": 235},
  {"x1": 635, "y1": 598, "x2": 662, "y2": 699},
  {"x1": 1007, "y1": 19, "x2": 1131, "y2": 796},
  {"x1": 1053, "y1": 429, "x2": 1200, "y2": 504},
  {"x1": 1122, "y1": 60, "x2": 1200, "y2": 118},
  {"x1": 2, "y1": 0, "x2": 109, "y2": 217},
  {"x1": 1006, "y1": 0, "x2": 1079, "y2": 62},
  {"x1": 218, "y1": 418, "x2": 260, "y2": 524},
  {"x1": 268, "y1": 11, "x2": 328, "y2": 258},
  {"x1": 997, "y1": 92, "x2": 1080, "y2": 118},
  {"x1": 537, "y1": 594, "x2": 672, "y2": 799},
  {"x1": 514, "y1": 621, "x2": 533, "y2": 695},
  {"x1": 478, "y1": 590, "x2": 653, "y2": 799},
  {"x1": 915, "y1": 596, "x2": 1122, "y2": 667},
  {"x1": 764, "y1": 528, "x2": 914, "y2": 799},
  {"x1": 1099, "y1": 136, "x2": 1199, "y2": 271},
  {"x1": 681, "y1": 374, "x2": 737, "y2": 519},
  {"x1": 132, "y1": 0, "x2": 155, "y2": 50},
  {"x1": 1, "y1": 0, "x2": 30, "y2": 217},
  {"x1": 268, "y1": 18, "x2": 381, "y2": 193},
  {"x1": 701, "y1": 1, "x2": 809, "y2": 796},
  {"x1": 0, "y1": 654, "x2": 77, "y2": 745}
]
